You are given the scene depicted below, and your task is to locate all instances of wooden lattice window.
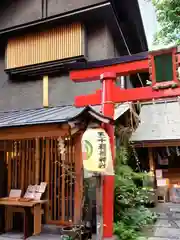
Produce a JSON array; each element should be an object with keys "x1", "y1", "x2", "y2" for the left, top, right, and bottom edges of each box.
[{"x1": 6, "y1": 23, "x2": 85, "y2": 69}]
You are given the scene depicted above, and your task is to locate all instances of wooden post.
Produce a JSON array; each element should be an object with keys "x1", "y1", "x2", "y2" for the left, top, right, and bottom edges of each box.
[
  {"x1": 45, "y1": 139, "x2": 50, "y2": 222},
  {"x1": 148, "y1": 148, "x2": 156, "y2": 197},
  {"x1": 74, "y1": 133, "x2": 83, "y2": 224},
  {"x1": 148, "y1": 148, "x2": 154, "y2": 172},
  {"x1": 43, "y1": 76, "x2": 49, "y2": 107},
  {"x1": 21, "y1": 140, "x2": 25, "y2": 191},
  {"x1": 33, "y1": 204, "x2": 42, "y2": 235},
  {"x1": 7, "y1": 152, "x2": 12, "y2": 194},
  {"x1": 35, "y1": 138, "x2": 40, "y2": 184},
  {"x1": 100, "y1": 72, "x2": 116, "y2": 238}
]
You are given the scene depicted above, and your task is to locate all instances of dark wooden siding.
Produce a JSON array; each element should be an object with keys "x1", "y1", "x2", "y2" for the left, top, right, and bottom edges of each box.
[
  {"x1": 0, "y1": 0, "x2": 42, "y2": 31},
  {"x1": 0, "y1": 22, "x2": 113, "y2": 111},
  {"x1": 0, "y1": 0, "x2": 108, "y2": 32},
  {"x1": 47, "y1": 0, "x2": 107, "y2": 17}
]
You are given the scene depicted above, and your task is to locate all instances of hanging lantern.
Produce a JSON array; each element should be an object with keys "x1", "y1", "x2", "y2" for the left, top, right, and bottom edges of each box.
[{"x1": 81, "y1": 128, "x2": 114, "y2": 175}]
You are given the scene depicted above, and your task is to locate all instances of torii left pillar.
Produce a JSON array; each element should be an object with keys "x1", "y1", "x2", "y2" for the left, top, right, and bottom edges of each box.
[{"x1": 100, "y1": 72, "x2": 116, "y2": 239}]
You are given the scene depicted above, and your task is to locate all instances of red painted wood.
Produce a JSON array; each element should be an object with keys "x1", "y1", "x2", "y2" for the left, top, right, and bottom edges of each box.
[
  {"x1": 100, "y1": 72, "x2": 116, "y2": 238},
  {"x1": 177, "y1": 54, "x2": 180, "y2": 64},
  {"x1": 74, "y1": 89, "x2": 101, "y2": 107},
  {"x1": 70, "y1": 59, "x2": 149, "y2": 82},
  {"x1": 172, "y1": 48, "x2": 178, "y2": 83},
  {"x1": 70, "y1": 49, "x2": 180, "y2": 239},
  {"x1": 112, "y1": 85, "x2": 180, "y2": 102},
  {"x1": 74, "y1": 86, "x2": 180, "y2": 107}
]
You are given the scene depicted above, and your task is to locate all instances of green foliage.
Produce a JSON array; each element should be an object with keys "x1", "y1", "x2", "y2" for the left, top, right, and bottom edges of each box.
[
  {"x1": 114, "y1": 222, "x2": 138, "y2": 240},
  {"x1": 114, "y1": 146, "x2": 157, "y2": 240},
  {"x1": 152, "y1": 0, "x2": 180, "y2": 45}
]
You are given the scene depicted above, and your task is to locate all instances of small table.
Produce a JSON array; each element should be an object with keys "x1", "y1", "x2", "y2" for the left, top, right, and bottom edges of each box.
[{"x1": 0, "y1": 198, "x2": 47, "y2": 239}]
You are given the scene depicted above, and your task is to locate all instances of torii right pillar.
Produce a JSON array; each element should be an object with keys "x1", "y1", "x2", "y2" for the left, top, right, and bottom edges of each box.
[{"x1": 100, "y1": 72, "x2": 116, "y2": 239}]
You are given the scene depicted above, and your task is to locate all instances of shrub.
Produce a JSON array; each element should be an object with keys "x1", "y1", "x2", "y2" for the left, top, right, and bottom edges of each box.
[{"x1": 114, "y1": 146, "x2": 157, "y2": 239}]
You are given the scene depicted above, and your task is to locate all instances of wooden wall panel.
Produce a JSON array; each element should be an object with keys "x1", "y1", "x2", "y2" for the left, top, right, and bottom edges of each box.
[
  {"x1": 6, "y1": 23, "x2": 85, "y2": 69},
  {"x1": 5, "y1": 136, "x2": 78, "y2": 225},
  {"x1": 7, "y1": 140, "x2": 36, "y2": 194},
  {"x1": 48, "y1": 137, "x2": 76, "y2": 224}
]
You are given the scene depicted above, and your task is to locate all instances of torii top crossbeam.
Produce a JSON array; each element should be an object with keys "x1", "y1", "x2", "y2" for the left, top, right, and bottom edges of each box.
[{"x1": 70, "y1": 46, "x2": 180, "y2": 107}]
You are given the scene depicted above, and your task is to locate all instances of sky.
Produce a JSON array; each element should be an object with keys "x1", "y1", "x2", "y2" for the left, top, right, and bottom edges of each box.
[{"x1": 138, "y1": 0, "x2": 159, "y2": 49}]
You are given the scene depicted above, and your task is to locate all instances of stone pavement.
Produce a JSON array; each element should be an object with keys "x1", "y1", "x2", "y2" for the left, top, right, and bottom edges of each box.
[
  {"x1": 141, "y1": 202, "x2": 180, "y2": 240},
  {"x1": 0, "y1": 224, "x2": 96, "y2": 239},
  {"x1": 0, "y1": 233, "x2": 96, "y2": 240},
  {"x1": 2, "y1": 203, "x2": 180, "y2": 240},
  {"x1": 0, "y1": 233, "x2": 96, "y2": 239}
]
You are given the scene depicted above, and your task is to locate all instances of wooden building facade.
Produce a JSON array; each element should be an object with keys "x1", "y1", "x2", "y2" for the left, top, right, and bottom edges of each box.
[
  {"x1": 0, "y1": 106, "x2": 101, "y2": 225},
  {"x1": 0, "y1": 0, "x2": 147, "y2": 111},
  {"x1": 131, "y1": 99, "x2": 180, "y2": 203},
  {"x1": 0, "y1": 0, "x2": 147, "y2": 231},
  {"x1": 0, "y1": 103, "x2": 133, "y2": 226},
  {"x1": 0, "y1": 119, "x2": 82, "y2": 225}
]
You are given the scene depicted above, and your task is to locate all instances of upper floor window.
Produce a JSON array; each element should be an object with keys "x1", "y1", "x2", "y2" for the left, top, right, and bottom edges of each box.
[{"x1": 5, "y1": 23, "x2": 86, "y2": 73}]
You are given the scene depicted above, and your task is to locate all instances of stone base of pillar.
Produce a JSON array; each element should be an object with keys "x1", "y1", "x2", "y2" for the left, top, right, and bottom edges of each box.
[{"x1": 104, "y1": 236, "x2": 117, "y2": 240}]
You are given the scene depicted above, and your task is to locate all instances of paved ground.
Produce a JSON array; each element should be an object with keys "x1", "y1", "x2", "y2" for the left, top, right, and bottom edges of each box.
[
  {"x1": 2, "y1": 203, "x2": 180, "y2": 240},
  {"x1": 0, "y1": 224, "x2": 96, "y2": 239},
  {"x1": 0, "y1": 233, "x2": 96, "y2": 240},
  {"x1": 140, "y1": 203, "x2": 180, "y2": 240},
  {"x1": 0, "y1": 233, "x2": 96, "y2": 239}
]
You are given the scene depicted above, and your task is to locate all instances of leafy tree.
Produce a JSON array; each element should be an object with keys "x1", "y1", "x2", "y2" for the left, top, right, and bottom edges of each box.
[{"x1": 152, "y1": 0, "x2": 180, "y2": 45}]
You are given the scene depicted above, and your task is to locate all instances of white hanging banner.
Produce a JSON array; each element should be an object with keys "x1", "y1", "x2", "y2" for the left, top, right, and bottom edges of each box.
[{"x1": 81, "y1": 128, "x2": 114, "y2": 175}]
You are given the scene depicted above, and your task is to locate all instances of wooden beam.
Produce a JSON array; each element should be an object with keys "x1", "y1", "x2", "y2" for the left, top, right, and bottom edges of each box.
[
  {"x1": 70, "y1": 51, "x2": 180, "y2": 106},
  {"x1": 0, "y1": 124, "x2": 69, "y2": 140},
  {"x1": 70, "y1": 52, "x2": 180, "y2": 83},
  {"x1": 70, "y1": 59, "x2": 149, "y2": 82},
  {"x1": 0, "y1": 141, "x2": 12, "y2": 151},
  {"x1": 134, "y1": 141, "x2": 180, "y2": 148},
  {"x1": 74, "y1": 85, "x2": 180, "y2": 107}
]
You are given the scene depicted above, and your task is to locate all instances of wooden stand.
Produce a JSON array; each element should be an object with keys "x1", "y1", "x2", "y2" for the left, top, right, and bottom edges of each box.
[{"x1": 0, "y1": 198, "x2": 47, "y2": 239}]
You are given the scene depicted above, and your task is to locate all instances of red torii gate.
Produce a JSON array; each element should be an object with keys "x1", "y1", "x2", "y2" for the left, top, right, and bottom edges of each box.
[{"x1": 70, "y1": 46, "x2": 180, "y2": 239}]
